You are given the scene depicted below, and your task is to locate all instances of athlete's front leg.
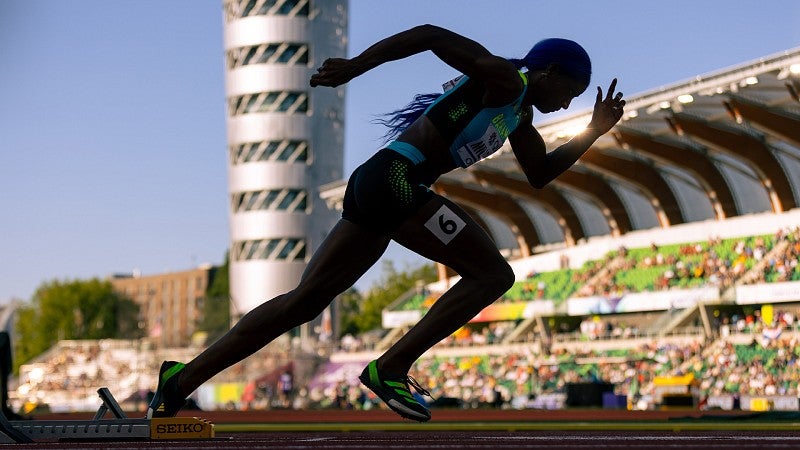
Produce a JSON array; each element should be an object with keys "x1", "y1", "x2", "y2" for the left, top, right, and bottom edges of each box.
[{"x1": 382, "y1": 195, "x2": 515, "y2": 374}]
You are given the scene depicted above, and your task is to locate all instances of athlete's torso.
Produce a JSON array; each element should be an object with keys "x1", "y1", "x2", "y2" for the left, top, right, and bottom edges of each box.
[{"x1": 421, "y1": 71, "x2": 528, "y2": 168}]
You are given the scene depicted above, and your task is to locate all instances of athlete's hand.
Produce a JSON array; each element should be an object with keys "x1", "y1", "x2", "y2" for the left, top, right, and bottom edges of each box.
[
  {"x1": 587, "y1": 78, "x2": 625, "y2": 135},
  {"x1": 310, "y1": 58, "x2": 361, "y2": 88}
]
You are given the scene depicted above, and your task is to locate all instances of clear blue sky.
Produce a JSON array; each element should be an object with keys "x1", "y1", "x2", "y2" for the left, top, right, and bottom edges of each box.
[{"x1": 1, "y1": 1, "x2": 799, "y2": 302}]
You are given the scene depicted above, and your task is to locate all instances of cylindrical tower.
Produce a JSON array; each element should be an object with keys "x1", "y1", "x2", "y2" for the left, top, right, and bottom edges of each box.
[{"x1": 223, "y1": 0, "x2": 348, "y2": 316}]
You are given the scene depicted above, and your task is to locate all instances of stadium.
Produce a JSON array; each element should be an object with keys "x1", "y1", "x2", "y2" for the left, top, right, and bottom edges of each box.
[
  {"x1": 314, "y1": 45, "x2": 800, "y2": 413},
  {"x1": 9, "y1": 44, "x2": 800, "y2": 423}
]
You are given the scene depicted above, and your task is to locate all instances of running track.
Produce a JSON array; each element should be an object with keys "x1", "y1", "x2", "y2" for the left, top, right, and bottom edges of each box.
[{"x1": 12, "y1": 408, "x2": 800, "y2": 449}]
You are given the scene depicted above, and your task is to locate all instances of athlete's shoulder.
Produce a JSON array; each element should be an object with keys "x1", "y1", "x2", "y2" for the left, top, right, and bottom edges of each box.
[{"x1": 473, "y1": 57, "x2": 524, "y2": 106}]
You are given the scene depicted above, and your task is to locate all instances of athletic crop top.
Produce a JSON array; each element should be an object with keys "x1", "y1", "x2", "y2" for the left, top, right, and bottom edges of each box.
[{"x1": 423, "y1": 71, "x2": 529, "y2": 168}]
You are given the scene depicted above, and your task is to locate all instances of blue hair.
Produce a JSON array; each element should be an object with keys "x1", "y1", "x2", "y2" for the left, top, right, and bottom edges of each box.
[
  {"x1": 375, "y1": 38, "x2": 591, "y2": 143},
  {"x1": 372, "y1": 93, "x2": 442, "y2": 143}
]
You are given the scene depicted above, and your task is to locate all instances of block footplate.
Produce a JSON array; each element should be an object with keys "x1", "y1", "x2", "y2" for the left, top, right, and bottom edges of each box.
[
  {"x1": 10, "y1": 418, "x2": 150, "y2": 442},
  {"x1": 8, "y1": 416, "x2": 214, "y2": 442}
]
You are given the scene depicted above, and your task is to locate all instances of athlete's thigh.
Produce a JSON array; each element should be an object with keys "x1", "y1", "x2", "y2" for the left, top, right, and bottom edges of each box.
[
  {"x1": 389, "y1": 194, "x2": 506, "y2": 279},
  {"x1": 298, "y1": 219, "x2": 391, "y2": 296}
]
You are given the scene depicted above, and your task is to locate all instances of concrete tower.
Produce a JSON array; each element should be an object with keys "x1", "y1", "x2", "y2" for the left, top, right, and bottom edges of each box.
[{"x1": 223, "y1": 0, "x2": 348, "y2": 316}]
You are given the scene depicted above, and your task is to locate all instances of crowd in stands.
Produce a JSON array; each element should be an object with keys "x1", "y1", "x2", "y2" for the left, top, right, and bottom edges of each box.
[
  {"x1": 11, "y1": 339, "x2": 294, "y2": 414},
  {"x1": 337, "y1": 333, "x2": 371, "y2": 353},
  {"x1": 576, "y1": 235, "x2": 771, "y2": 297},
  {"x1": 577, "y1": 317, "x2": 642, "y2": 341},
  {"x1": 13, "y1": 340, "x2": 149, "y2": 413},
  {"x1": 575, "y1": 227, "x2": 799, "y2": 297},
  {"x1": 743, "y1": 227, "x2": 800, "y2": 284},
  {"x1": 396, "y1": 228, "x2": 798, "y2": 311},
  {"x1": 294, "y1": 328, "x2": 800, "y2": 412},
  {"x1": 14, "y1": 311, "x2": 800, "y2": 414}
]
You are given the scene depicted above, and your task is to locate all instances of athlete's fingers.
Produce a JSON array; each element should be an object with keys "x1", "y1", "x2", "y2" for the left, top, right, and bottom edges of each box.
[{"x1": 605, "y1": 78, "x2": 617, "y2": 102}]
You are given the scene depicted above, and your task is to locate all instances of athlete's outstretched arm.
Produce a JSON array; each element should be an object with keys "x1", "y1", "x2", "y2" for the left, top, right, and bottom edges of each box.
[
  {"x1": 509, "y1": 78, "x2": 626, "y2": 188},
  {"x1": 309, "y1": 24, "x2": 520, "y2": 99}
]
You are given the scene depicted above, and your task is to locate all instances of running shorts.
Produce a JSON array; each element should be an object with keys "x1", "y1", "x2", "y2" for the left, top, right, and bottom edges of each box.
[{"x1": 342, "y1": 147, "x2": 437, "y2": 232}]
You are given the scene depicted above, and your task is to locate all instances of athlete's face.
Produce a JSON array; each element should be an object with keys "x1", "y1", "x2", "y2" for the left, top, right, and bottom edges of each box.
[{"x1": 530, "y1": 70, "x2": 588, "y2": 114}]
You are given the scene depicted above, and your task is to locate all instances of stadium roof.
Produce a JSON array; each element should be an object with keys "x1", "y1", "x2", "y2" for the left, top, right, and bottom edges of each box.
[{"x1": 321, "y1": 47, "x2": 800, "y2": 259}]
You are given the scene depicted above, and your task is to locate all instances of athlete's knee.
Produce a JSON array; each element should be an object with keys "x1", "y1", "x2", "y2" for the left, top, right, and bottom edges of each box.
[
  {"x1": 277, "y1": 288, "x2": 332, "y2": 324},
  {"x1": 482, "y1": 261, "x2": 516, "y2": 297},
  {"x1": 498, "y1": 262, "x2": 516, "y2": 292}
]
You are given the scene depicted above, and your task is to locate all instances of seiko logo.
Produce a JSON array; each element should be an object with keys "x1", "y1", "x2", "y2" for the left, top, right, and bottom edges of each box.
[{"x1": 155, "y1": 423, "x2": 205, "y2": 433}]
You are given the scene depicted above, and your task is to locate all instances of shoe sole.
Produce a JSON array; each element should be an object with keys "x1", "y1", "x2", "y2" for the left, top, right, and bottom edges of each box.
[
  {"x1": 358, "y1": 373, "x2": 431, "y2": 422},
  {"x1": 147, "y1": 391, "x2": 187, "y2": 419}
]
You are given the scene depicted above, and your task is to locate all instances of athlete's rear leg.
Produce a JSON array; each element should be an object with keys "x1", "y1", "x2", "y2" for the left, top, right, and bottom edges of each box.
[{"x1": 177, "y1": 219, "x2": 391, "y2": 396}]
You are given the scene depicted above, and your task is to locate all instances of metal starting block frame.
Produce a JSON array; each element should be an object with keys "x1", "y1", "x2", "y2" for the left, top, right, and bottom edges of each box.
[{"x1": 0, "y1": 387, "x2": 214, "y2": 443}]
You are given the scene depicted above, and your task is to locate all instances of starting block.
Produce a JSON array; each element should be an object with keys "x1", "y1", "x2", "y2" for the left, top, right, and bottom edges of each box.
[{"x1": 0, "y1": 387, "x2": 214, "y2": 443}]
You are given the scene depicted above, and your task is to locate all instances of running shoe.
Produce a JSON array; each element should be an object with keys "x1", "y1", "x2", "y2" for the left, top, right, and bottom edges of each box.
[
  {"x1": 146, "y1": 361, "x2": 187, "y2": 419},
  {"x1": 358, "y1": 360, "x2": 432, "y2": 422}
]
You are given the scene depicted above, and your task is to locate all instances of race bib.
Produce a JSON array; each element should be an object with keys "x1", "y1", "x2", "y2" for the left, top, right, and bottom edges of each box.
[
  {"x1": 454, "y1": 124, "x2": 504, "y2": 168},
  {"x1": 424, "y1": 205, "x2": 466, "y2": 245},
  {"x1": 442, "y1": 75, "x2": 465, "y2": 92}
]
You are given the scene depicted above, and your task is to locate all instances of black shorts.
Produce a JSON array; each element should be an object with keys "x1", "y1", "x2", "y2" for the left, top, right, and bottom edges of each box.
[{"x1": 342, "y1": 148, "x2": 438, "y2": 232}]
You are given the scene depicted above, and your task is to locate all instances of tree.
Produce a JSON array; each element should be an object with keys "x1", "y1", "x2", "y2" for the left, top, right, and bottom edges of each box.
[
  {"x1": 336, "y1": 287, "x2": 364, "y2": 337},
  {"x1": 339, "y1": 261, "x2": 437, "y2": 336},
  {"x1": 201, "y1": 252, "x2": 231, "y2": 343},
  {"x1": 14, "y1": 278, "x2": 141, "y2": 369}
]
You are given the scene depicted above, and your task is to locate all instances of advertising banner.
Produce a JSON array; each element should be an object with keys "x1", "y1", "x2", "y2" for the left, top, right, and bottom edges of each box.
[
  {"x1": 469, "y1": 300, "x2": 554, "y2": 323},
  {"x1": 383, "y1": 299, "x2": 555, "y2": 328},
  {"x1": 566, "y1": 287, "x2": 719, "y2": 316},
  {"x1": 735, "y1": 281, "x2": 800, "y2": 305}
]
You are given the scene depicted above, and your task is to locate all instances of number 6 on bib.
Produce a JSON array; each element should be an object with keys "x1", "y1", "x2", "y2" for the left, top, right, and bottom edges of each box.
[{"x1": 424, "y1": 205, "x2": 466, "y2": 245}]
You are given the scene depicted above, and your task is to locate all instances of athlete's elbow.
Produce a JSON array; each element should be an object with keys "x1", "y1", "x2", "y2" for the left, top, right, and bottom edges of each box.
[
  {"x1": 410, "y1": 24, "x2": 446, "y2": 40},
  {"x1": 414, "y1": 24, "x2": 445, "y2": 34},
  {"x1": 524, "y1": 165, "x2": 560, "y2": 189},
  {"x1": 527, "y1": 176, "x2": 550, "y2": 190},
  {"x1": 522, "y1": 169, "x2": 547, "y2": 189}
]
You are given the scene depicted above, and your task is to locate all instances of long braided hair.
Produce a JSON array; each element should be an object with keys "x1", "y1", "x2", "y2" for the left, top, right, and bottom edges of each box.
[{"x1": 374, "y1": 38, "x2": 592, "y2": 142}]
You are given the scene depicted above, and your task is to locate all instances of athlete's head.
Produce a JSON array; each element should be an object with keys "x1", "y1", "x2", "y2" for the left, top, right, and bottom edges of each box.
[{"x1": 510, "y1": 38, "x2": 592, "y2": 113}]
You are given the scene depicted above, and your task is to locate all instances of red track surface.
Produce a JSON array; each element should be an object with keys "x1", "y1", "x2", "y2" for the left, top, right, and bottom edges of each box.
[{"x1": 14, "y1": 409, "x2": 800, "y2": 449}]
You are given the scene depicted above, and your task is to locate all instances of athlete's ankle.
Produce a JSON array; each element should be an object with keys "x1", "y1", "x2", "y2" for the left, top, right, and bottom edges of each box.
[
  {"x1": 375, "y1": 358, "x2": 410, "y2": 376},
  {"x1": 173, "y1": 368, "x2": 188, "y2": 398}
]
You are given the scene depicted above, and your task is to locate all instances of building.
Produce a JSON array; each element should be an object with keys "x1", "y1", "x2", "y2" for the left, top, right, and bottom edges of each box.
[
  {"x1": 110, "y1": 265, "x2": 214, "y2": 348},
  {"x1": 223, "y1": 0, "x2": 349, "y2": 316}
]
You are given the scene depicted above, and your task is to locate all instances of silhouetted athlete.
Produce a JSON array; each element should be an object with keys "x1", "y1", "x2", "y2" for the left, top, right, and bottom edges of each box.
[{"x1": 148, "y1": 24, "x2": 625, "y2": 422}]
